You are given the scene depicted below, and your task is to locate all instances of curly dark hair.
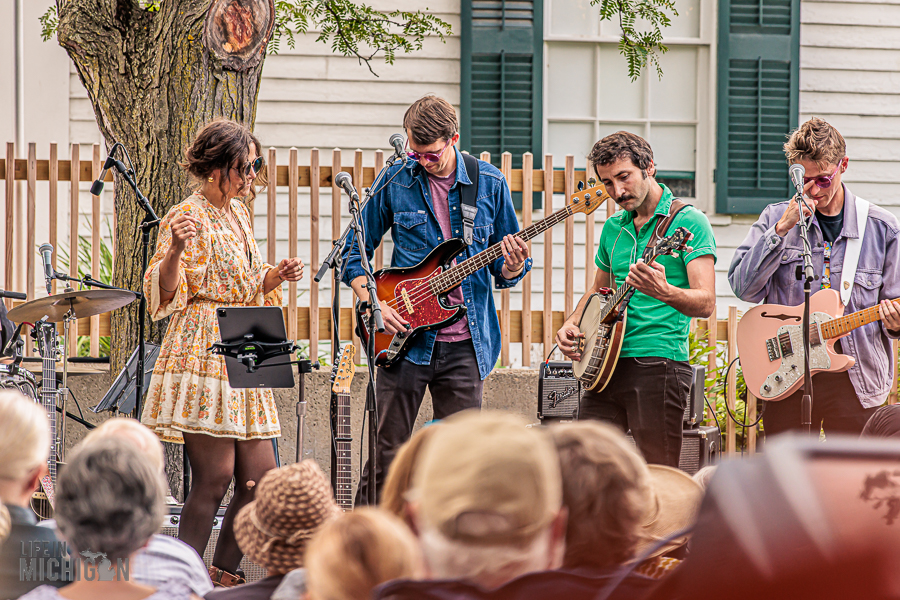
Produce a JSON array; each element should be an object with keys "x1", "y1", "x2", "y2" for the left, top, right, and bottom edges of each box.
[
  {"x1": 588, "y1": 131, "x2": 655, "y2": 177},
  {"x1": 182, "y1": 118, "x2": 266, "y2": 200}
]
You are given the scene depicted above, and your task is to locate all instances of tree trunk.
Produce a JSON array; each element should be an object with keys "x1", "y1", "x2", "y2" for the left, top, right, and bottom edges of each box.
[{"x1": 56, "y1": 0, "x2": 268, "y2": 379}]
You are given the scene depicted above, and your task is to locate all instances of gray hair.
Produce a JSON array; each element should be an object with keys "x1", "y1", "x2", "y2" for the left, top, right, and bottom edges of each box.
[{"x1": 56, "y1": 437, "x2": 165, "y2": 560}]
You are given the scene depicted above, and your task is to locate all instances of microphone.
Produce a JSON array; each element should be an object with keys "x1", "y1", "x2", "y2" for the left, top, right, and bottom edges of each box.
[
  {"x1": 789, "y1": 163, "x2": 805, "y2": 195},
  {"x1": 38, "y1": 243, "x2": 54, "y2": 295},
  {"x1": 90, "y1": 151, "x2": 119, "y2": 196},
  {"x1": 389, "y1": 133, "x2": 407, "y2": 164},
  {"x1": 334, "y1": 171, "x2": 360, "y2": 203}
]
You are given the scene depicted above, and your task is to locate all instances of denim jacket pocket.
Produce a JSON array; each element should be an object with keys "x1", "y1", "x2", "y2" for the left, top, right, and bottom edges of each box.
[
  {"x1": 851, "y1": 271, "x2": 882, "y2": 309},
  {"x1": 773, "y1": 247, "x2": 803, "y2": 301},
  {"x1": 472, "y1": 224, "x2": 494, "y2": 250},
  {"x1": 393, "y1": 211, "x2": 428, "y2": 252}
]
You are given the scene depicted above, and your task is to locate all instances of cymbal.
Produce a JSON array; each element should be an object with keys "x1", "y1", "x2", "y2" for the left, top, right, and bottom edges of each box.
[{"x1": 8, "y1": 289, "x2": 137, "y2": 324}]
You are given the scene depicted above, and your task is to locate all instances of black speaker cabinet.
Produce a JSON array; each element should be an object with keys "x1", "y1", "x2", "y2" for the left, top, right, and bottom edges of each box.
[
  {"x1": 685, "y1": 365, "x2": 706, "y2": 427},
  {"x1": 161, "y1": 504, "x2": 268, "y2": 583},
  {"x1": 538, "y1": 361, "x2": 580, "y2": 422},
  {"x1": 627, "y1": 425, "x2": 720, "y2": 475}
]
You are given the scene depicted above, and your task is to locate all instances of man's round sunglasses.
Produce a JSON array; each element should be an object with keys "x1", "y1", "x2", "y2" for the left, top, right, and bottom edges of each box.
[
  {"x1": 406, "y1": 139, "x2": 451, "y2": 163},
  {"x1": 236, "y1": 156, "x2": 264, "y2": 177},
  {"x1": 803, "y1": 161, "x2": 843, "y2": 189}
]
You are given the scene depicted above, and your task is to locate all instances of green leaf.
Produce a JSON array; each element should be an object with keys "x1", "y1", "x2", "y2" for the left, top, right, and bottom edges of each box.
[{"x1": 591, "y1": 0, "x2": 677, "y2": 80}]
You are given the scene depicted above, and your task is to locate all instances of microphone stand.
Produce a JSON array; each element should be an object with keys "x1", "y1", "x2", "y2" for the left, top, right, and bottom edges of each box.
[
  {"x1": 108, "y1": 151, "x2": 160, "y2": 420},
  {"x1": 314, "y1": 152, "x2": 403, "y2": 502},
  {"x1": 794, "y1": 190, "x2": 816, "y2": 436}
]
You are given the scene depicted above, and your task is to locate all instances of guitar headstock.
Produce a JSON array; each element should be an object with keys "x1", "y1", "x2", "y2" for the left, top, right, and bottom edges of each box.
[
  {"x1": 331, "y1": 343, "x2": 356, "y2": 395},
  {"x1": 645, "y1": 226, "x2": 694, "y2": 262},
  {"x1": 569, "y1": 178, "x2": 612, "y2": 217},
  {"x1": 31, "y1": 319, "x2": 57, "y2": 362}
]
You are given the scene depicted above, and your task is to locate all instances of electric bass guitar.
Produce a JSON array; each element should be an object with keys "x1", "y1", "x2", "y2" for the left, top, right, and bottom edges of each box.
[
  {"x1": 737, "y1": 287, "x2": 889, "y2": 402},
  {"x1": 330, "y1": 344, "x2": 356, "y2": 511},
  {"x1": 572, "y1": 227, "x2": 693, "y2": 391},
  {"x1": 31, "y1": 320, "x2": 59, "y2": 520},
  {"x1": 357, "y1": 182, "x2": 611, "y2": 367}
]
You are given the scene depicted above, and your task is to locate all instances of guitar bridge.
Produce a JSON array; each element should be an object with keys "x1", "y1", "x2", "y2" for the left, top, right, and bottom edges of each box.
[{"x1": 766, "y1": 337, "x2": 781, "y2": 362}]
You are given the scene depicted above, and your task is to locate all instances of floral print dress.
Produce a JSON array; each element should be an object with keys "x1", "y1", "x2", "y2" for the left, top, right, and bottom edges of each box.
[{"x1": 141, "y1": 192, "x2": 283, "y2": 443}]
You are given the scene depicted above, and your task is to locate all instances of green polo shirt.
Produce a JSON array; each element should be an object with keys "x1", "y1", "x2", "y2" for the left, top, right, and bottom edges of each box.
[{"x1": 595, "y1": 184, "x2": 716, "y2": 362}]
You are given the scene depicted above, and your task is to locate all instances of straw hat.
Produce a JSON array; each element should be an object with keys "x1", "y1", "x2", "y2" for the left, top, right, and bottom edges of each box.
[
  {"x1": 234, "y1": 460, "x2": 342, "y2": 574},
  {"x1": 635, "y1": 465, "x2": 704, "y2": 559}
]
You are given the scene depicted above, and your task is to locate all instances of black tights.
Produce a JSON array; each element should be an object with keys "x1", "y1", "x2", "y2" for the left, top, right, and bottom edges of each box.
[{"x1": 179, "y1": 433, "x2": 277, "y2": 573}]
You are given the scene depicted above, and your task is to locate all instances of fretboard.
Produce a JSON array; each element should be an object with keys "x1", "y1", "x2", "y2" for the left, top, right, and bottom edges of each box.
[
  {"x1": 430, "y1": 204, "x2": 576, "y2": 294},
  {"x1": 41, "y1": 327, "x2": 58, "y2": 486},
  {"x1": 334, "y1": 392, "x2": 353, "y2": 511},
  {"x1": 820, "y1": 299, "x2": 899, "y2": 339}
]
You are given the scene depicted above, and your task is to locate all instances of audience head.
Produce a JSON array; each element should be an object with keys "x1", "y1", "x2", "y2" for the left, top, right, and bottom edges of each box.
[
  {"x1": 81, "y1": 417, "x2": 165, "y2": 473},
  {"x1": 381, "y1": 423, "x2": 442, "y2": 523},
  {"x1": 638, "y1": 465, "x2": 704, "y2": 559},
  {"x1": 861, "y1": 405, "x2": 900, "y2": 439},
  {"x1": 550, "y1": 421, "x2": 652, "y2": 569},
  {"x1": 56, "y1": 437, "x2": 165, "y2": 562},
  {"x1": 409, "y1": 410, "x2": 566, "y2": 589},
  {"x1": 0, "y1": 390, "x2": 50, "y2": 507},
  {"x1": 692, "y1": 465, "x2": 718, "y2": 491},
  {"x1": 235, "y1": 459, "x2": 341, "y2": 575},
  {"x1": 0, "y1": 502, "x2": 10, "y2": 542},
  {"x1": 305, "y1": 507, "x2": 424, "y2": 600}
]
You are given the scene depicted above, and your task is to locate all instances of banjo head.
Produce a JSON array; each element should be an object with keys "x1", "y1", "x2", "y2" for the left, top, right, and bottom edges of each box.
[{"x1": 573, "y1": 292, "x2": 608, "y2": 379}]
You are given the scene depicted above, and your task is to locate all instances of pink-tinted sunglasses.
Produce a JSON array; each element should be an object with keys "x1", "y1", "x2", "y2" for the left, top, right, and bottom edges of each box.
[
  {"x1": 803, "y1": 161, "x2": 843, "y2": 189},
  {"x1": 406, "y1": 139, "x2": 451, "y2": 163}
]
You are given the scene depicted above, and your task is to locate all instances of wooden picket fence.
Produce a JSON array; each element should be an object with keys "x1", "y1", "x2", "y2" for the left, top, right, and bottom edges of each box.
[{"x1": 2, "y1": 142, "x2": 897, "y2": 455}]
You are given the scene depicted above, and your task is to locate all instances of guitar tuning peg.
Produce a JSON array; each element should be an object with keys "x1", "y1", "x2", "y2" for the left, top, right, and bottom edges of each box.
[
  {"x1": 588, "y1": 177, "x2": 597, "y2": 186},
  {"x1": 577, "y1": 181, "x2": 585, "y2": 191}
]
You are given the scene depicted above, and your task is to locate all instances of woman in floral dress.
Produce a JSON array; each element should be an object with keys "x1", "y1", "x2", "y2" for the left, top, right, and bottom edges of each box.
[{"x1": 141, "y1": 119, "x2": 304, "y2": 587}]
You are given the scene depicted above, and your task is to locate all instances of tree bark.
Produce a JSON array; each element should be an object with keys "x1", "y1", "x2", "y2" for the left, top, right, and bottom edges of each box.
[{"x1": 56, "y1": 0, "x2": 268, "y2": 378}]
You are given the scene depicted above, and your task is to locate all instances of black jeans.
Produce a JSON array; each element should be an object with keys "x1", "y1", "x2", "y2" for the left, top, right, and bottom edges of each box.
[
  {"x1": 762, "y1": 370, "x2": 878, "y2": 437},
  {"x1": 579, "y1": 356, "x2": 692, "y2": 467},
  {"x1": 355, "y1": 340, "x2": 484, "y2": 505}
]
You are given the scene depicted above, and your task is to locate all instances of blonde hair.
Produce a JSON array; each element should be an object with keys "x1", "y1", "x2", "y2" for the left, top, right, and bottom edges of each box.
[
  {"x1": 0, "y1": 503, "x2": 10, "y2": 542},
  {"x1": 692, "y1": 465, "x2": 717, "y2": 491},
  {"x1": 306, "y1": 508, "x2": 424, "y2": 600},
  {"x1": 0, "y1": 390, "x2": 50, "y2": 482},
  {"x1": 381, "y1": 424, "x2": 441, "y2": 520},
  {"x1": 784, "y1": 117, "x2": 846, "y2": 169},
  {"x1": 80, "y1": 417, "x2": 165, "y2": 473},
  {"x1": 550, "y1": 421, "x2": 652, "y2": 569}
]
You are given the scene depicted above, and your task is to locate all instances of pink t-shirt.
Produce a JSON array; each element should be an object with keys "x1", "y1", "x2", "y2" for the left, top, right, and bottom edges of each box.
[{"x1": 428, "y1": 172, "x2": 471, "y2": 342}]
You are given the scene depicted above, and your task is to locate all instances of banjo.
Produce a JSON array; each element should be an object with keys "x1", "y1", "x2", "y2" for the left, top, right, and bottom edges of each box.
[{"x1": 573, "y1": 227, "x2": 693, "y2": 391}]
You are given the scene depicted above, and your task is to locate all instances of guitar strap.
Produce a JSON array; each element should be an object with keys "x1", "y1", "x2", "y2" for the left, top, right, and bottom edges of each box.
[
  {"x1": 839, "y1": 197, "x2": 869, "y2": 305},
  {"x1": 643, "y1": 198, "x2": 691, "y2": 259},
  {"x1": 459, "y1": 153, "x2": 480, "y2": 245}
]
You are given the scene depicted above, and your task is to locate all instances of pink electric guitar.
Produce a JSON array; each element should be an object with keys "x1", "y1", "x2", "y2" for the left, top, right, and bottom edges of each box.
[{"x1": 737, "y1": 287, "x2": 890, "y2": 402}]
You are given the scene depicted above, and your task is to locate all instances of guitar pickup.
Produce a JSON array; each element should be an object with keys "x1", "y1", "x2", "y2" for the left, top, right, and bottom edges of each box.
[
  {"x1": 778, "y1": 331, "x2": 794, "y2": 357},
  {"x1": 401, "y1": 288, "x2": 414, "y2": 314},
  {"x1": 766, "y1": 337, "x2": 781, "y2": 362}
]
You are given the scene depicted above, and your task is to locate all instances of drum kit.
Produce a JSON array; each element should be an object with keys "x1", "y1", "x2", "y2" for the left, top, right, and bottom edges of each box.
[{"x1": 1, "y1": 288, "x2": 136, "y2": 461}]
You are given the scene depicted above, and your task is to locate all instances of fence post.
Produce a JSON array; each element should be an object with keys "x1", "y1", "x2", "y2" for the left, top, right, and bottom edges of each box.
[
  {"x1": 521, "y1": 152, "x2": 533, "y2": 367},
  {"x1": 332, "y1": 149, "x2": 342, "y2": 360},
  {"x1": 500, "y1": 152, "x2": 512, "y2": 367},
  {"x1": 584, "y1": 158, "x2": 595, "y2": 292},
  {"x1": 89, "y1": 144, "x2": 101, "y2": 357},
  {"x1": 26, "y1": 143, "x2": 36, "y2": 302},
  {"x1": 542, "y1": 155, "x2": 554, "y2": 360},
  {"x1": 726, "y1": 306, "x2": 738, "y2": 454},
  {"x1": 4, "y1": 143, "x2": 14, "y2": 308},
  {"x1": 373, "y1": 150, "x2": 384, "y2": 271},
  {"x1": 49, "y1": 143, "x2": 58, "y2": 295},
  {"x1": 288, "y1": 148, "x2": 299, "y2": 341},
  {"x1": 564, "y1": 156, "x2": 575, "y2": 317},
  {"x1": 68, "y1": 144, "x2": 79, "y2": 358},
  {"x1": 267, "y1": 148, "x2": 277, "y2": 266},
  {"x1": 351, "y1": 150, "x2": 364, "y2": 358},
  {"x1": 309, "y1": 149, "x2": 320, "y2": 362}
]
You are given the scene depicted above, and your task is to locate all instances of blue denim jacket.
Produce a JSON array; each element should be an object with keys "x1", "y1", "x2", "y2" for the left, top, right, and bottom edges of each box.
[
  {"x1": 341, "y1": 148, "x2": 531, "y2": 380},
  {"x1": 728, "y1": 185, "x2": 900, "y2": 407}
]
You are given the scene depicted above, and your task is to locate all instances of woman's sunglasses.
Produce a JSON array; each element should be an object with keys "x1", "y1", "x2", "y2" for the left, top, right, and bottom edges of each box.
[
  {"x1": 803, "y1": 161, "x2": 842, "y2": 189},
  {"x1": 406, "y1": 139, "x2": 451, "y2": 163},
  {"x1": 239, "y1": 156, "x2": 265, "y2": 178}
]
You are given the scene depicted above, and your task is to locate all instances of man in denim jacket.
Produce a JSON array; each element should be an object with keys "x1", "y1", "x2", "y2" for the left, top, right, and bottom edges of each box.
[
  {"x1": 729, "y1": 118, "x2": 900, "y2": 435},
  {"x1": 342, "y1": 95, "x2": 531, "y2": 503}
]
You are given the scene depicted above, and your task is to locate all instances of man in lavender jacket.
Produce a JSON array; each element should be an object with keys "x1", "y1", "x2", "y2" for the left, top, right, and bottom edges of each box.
[{"x1": 728, "y1": 117, "x2": 900, "y2": 436}]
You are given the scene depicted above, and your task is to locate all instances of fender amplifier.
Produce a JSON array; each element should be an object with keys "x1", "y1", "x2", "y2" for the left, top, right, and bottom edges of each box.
[
  {"x1": 162, "y1": 504, "x2": 268, "y2": 583},
  {"x1": 538, "y1": 361, "x2": 581, "y2": 422},
  {"x1": 627, "y1": 425, "x2": 720, "y2": 475}
]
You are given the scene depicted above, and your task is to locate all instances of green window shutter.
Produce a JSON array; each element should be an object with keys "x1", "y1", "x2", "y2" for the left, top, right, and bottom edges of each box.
[
  {"x1": 461, "y1": 0, "x2": 543, "y2": 173},
  {"x1": 716, "y1": 0, "x2": 800, "y2": 214}
]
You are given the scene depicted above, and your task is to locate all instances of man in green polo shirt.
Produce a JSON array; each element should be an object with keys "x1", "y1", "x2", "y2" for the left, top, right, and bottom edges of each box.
[{"x1": 556, "y1": 131, "x2": 717, "y2": 467}]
